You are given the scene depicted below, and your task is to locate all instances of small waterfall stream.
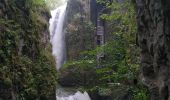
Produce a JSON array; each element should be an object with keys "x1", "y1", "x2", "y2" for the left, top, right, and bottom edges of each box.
[{"x1": 49, "y1": 1, "x2": 91, "y2": 100}]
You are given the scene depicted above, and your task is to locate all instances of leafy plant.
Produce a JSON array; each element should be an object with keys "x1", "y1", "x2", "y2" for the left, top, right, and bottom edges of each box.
[{"x1": 133, "y1": 88, "x2": 149, "y2": 100}]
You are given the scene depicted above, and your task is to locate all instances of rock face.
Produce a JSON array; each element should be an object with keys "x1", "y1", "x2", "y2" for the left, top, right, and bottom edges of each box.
[
  {"x1": 64, "y1": 0, "x2": 95, "y2": 60},
  {"x1": 0, "y1": 0, "x2": 57, "y2": 99},
  {"x1": 136, "y1": 0, "x2": 170, "y2": 99}
]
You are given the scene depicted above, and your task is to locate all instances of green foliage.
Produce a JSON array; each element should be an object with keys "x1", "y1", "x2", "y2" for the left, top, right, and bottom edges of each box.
[
  {"x1": 133, "y1": 88, "x2": 150, "y2": 100},
  {"x1": 0, "y1": 0, "x2": 57, "y2": 99},
  {"x1": 25, "y1": 0, "x2": 46, "y2": 6},
  {"x1": 32, "y1": 0, "x2": 46, "y2": 5},
  {"x1": 45, "y1": 0, "x2": 65, "y2": 10},
  {"x1": 62, "y1": 0, "x2": 144, "y2": 99},
  {"x1": 64, "y1": 60, "x2": 95, "y2": 69},
  {"x1": 95, "y1": 0, "x2": 139, "y2": 83},
  {"x1": 82, "y1": 1, "x2": 138, "y2": 88}
]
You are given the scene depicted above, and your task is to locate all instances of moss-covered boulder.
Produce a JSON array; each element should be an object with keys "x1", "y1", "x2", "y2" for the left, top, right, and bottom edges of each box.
[{"x1": 58, "y1": 61, "x2": 97, "y2": 87}]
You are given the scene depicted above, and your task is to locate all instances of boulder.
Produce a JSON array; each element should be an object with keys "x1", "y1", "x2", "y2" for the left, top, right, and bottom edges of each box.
[{"x1": 58, "y1": 65, "x2": 97, "y2": 87}]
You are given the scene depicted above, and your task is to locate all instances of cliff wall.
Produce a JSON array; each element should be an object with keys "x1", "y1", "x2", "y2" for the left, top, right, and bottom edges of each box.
[
  {"x1": 136, "y1": 0, "x2": 170, "y2": 99},
  {"x1": 0, "y1": 0, "x2": 57, "y2": 99},
  {"x1": 65, "y1": 0, "x2": 95, "y2": 60}
]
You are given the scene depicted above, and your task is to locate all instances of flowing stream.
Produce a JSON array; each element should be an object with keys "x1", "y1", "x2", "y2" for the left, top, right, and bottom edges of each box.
[{"x1": 49, "y1": 1, "x2": 91, "y2": 100}]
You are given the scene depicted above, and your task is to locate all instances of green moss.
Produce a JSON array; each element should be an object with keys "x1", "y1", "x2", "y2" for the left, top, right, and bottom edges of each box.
[{"x1": 0, "y1": 0, "x2": 57, "y2": 99}]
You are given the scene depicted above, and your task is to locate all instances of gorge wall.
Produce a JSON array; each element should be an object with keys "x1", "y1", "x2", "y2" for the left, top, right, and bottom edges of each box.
[
  {"x1": 64, "y1": 0, "x2": 108, "y2": 60},
  {"x1": 136, "y1": 0, "x2": 170, "y2": 100},
  {"x1": 0, "y1": 0, "x2": 57, "y2": 99},
  {"x1": 64, "y1": 0, "x2": 96, "y2": 60}
]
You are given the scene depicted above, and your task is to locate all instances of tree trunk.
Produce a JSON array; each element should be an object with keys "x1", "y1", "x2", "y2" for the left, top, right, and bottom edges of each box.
[{"x1": 136, "y1": 0, "x2": 170, "y2": 100}]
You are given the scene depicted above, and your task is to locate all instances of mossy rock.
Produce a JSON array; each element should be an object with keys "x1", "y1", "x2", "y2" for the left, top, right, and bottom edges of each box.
[{"x1": 58, "y1": 64, "x2": 97, "y2": 87}]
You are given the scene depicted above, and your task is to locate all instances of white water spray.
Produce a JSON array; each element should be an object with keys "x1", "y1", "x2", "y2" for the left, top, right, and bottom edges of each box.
[
  {"x1": 49, "y1": 3, "x2": 67, "y2": 69},
  {"x1": 56, "y1": 91, "x2": 91, "y2": 100}
]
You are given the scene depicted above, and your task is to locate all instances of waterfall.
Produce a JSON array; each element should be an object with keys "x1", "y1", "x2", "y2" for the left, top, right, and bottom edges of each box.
[
  {"x1": 49, "y1": 1, "x2": 91, "y2": 100},
  {"x1": 49, "y1": 3, "x2": 67, "y2": 69}
]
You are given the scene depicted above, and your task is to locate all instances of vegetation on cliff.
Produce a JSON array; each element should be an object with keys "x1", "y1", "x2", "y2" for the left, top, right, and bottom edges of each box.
[{"x1": 0, "y1": 0, "x2": 57, "y2": 99}]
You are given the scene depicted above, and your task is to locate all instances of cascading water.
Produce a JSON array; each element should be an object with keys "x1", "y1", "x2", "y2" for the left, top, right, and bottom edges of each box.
[
  {"x1": 49, "y1": 3, "x2": 67, "y2": 69},
  {"x1": 49, "y1": 1, "x2": 91, "y2": 100},
  {"x1": 57, "y1": 91, "x2": 91, "y2": 100}
]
